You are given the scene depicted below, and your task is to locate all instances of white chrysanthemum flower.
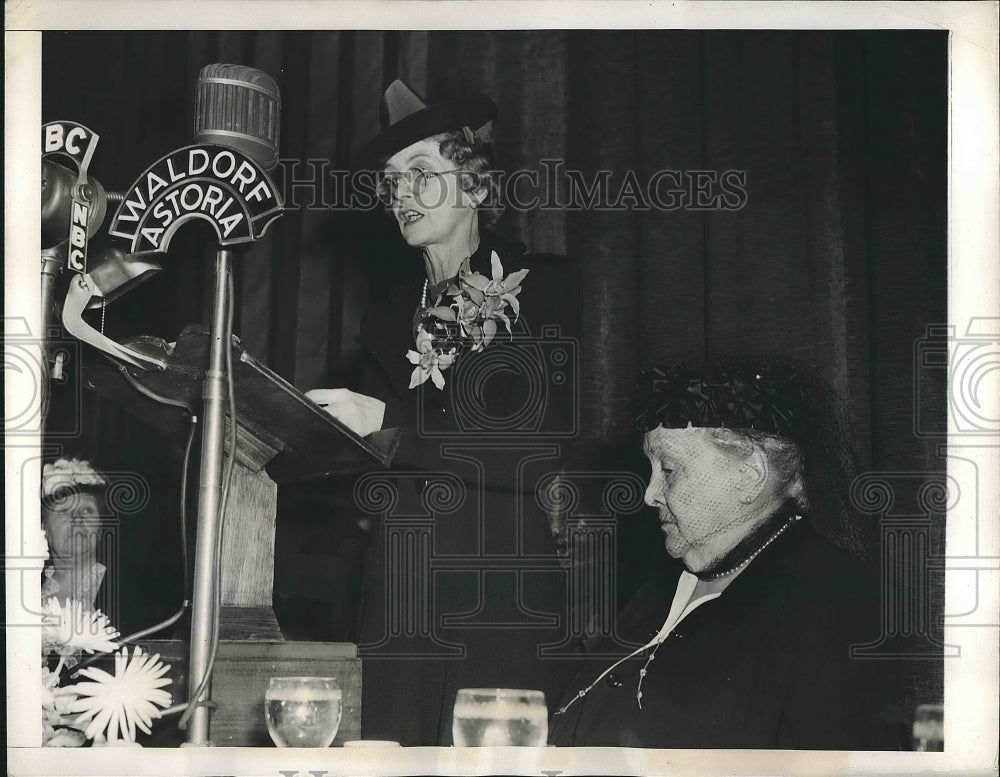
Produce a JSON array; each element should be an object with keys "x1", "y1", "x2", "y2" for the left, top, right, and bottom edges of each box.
[
  {"x1": 41, "y1": 666, "x2": 60, "y2": 708},
  {"x1": 91, "y1": 733, "x2": 143, "y2": 747},
  {"x1": 43, "y1": 728, "x2": 87, "y2": 747},
  {"x1": 65, "y1": 646, "x2": 172, "y2": 742},
  {"x1": 42, "y1": 598, "x2": 120, "y2": 656},
  {"x1": 39, "y1": 527, "x2": 50, "y2": 562},
  {"x1": 42, "y1": 679, "x2": 87, "y2": 746},
  {"x1": 42, "y1": 458, "x2": 106, "y2": 498}
]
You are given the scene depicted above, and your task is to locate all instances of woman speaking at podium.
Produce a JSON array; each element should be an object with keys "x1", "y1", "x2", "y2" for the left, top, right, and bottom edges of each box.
[{"x1": 320, "y1": 79, "x2": 584, "y2": 745}]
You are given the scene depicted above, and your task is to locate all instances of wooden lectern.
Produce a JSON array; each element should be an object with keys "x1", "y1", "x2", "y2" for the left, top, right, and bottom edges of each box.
[{"x1": 83, "y1": 324, "x2": 401, "y2": 745}]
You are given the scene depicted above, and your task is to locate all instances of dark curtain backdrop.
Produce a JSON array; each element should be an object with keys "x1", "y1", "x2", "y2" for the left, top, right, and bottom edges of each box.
[
  {"x1": 43, "y1": 29, "x2": 945, "y2": 468},
  {"x1": 42, "y1": 29, "x2": 946, "y2": 715}
]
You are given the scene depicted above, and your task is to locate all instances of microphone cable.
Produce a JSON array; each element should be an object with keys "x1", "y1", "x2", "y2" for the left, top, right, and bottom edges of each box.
[
  {"x1": 80, "y1": 268, "x2": 239, "y2": 733},
  {"x1": 72, "y1": 409, "x2": 197, "y2": 674}
]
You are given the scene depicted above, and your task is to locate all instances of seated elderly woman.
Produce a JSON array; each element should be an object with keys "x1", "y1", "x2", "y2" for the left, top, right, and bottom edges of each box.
[{"x1": 549, "y1": 358, "x2": 903, "y2": 749}]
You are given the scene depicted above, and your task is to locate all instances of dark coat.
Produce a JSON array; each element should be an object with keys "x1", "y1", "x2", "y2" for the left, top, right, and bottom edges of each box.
[
  {"x1": 549, "y1": 519, "x2": 905, "y2": 749},
  {"x1": 355, "y1": 230, "x2": 585, "y2": 745}
]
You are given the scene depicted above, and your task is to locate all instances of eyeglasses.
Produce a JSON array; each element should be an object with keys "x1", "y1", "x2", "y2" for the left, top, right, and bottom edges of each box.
[{"x1": 376, "y1": 168, "x2": 474, "y2": 205}]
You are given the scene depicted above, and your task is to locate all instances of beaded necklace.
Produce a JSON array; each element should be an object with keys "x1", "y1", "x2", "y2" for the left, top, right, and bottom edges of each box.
[{"x1": 698, "y1": 513, "x2": 801, "y2": 581}]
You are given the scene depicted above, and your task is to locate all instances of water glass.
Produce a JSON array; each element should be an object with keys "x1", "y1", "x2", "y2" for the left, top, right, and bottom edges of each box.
[
  {"x1": 265, "y1": 676, "x2": 343, "y2": 747},
  {"x1": 452, "y1": 688, "x2": 547, "y2": 746},
  {"x1": 912, "y1": 703, "x2": 944, "y2": 751}
]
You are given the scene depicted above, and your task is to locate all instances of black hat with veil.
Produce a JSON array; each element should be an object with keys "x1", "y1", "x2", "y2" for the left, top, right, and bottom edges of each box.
[{"x1": 632, "y1": 355, "x2": 874, "y2": 561}]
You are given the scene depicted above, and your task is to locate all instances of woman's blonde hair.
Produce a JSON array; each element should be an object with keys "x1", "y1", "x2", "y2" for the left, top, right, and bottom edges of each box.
[{"x1": 434, "y1": 130, "x2": 503, "y2": 227}]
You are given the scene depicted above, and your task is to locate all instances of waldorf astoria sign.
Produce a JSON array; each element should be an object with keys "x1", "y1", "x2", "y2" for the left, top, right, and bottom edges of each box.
[{"x1": 109, "y1": 144, "x2": 283, "y2": 254}]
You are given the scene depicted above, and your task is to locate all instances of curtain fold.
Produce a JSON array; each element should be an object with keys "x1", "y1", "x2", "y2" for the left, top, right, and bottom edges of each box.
[
  {"x1": 566, "y1": 31, "x2": 641, "y2": 442},
  {"x1": 635, "y1": 31, "x2": 706, "y2": 369}
]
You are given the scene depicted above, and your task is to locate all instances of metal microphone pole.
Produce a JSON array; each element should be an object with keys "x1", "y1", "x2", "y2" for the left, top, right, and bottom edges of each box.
[
  {"x1": 39, "y1": 244, "x2": 67, "y2": 429},
  {"x1": 185, "y1": 247, "x2": 233, "y2": 745},
  {"x1": 179, "y1": 62, "x2": 281, "y2": 744}
]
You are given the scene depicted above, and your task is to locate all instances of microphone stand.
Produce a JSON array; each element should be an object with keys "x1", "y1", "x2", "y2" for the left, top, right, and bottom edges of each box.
[
  {"x1": 40, "y1": 245, "x2": 66, "y2": 329},
  {"x1": 39, "y1": 244, "x2": 67, "y2": 429},
  {"x1": 40, "y1": 242, "x2": 67, "y2": 432},
  {"x1": 185, "y1": 247, "x2": 233, "y2": 745}
]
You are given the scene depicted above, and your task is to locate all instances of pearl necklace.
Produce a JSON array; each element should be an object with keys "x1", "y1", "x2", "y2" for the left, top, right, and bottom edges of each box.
[
  {"x1": 698, "y1": 513, "x2": 801, "y2": 581},
  {"x1": 421, "y1": 254, "x2": 473, "y2": 309}
]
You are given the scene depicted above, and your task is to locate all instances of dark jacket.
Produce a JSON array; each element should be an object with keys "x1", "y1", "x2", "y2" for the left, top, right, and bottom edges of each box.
[
  {"x1": 549, "y1": 519, "x2": 905, "y2": 749},
  {"x1": 355, "y1": 230, "x2": 586, "y2": 745}
]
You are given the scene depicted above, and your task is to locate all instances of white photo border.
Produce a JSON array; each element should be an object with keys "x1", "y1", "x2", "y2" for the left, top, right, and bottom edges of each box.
[{"x1": 6, "y1": 2, "x2": 998, "y2": 776}]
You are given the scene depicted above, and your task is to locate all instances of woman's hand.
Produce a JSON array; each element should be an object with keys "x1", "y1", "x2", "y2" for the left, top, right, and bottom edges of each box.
[{"x1": 306, "y1": 388, "x2": 386, "y2": 437}]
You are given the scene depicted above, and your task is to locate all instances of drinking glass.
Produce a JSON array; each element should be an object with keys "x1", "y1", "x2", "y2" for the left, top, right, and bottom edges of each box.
[
  {"x1": 264, "y1": 676, "x2": 342, "y2": 747},
  {"x1": 912, "y1": 703, "x2": 944, "y2": 751},
  {"x1": 452, "y1": 688, "x2": 547, "y2": 746}
]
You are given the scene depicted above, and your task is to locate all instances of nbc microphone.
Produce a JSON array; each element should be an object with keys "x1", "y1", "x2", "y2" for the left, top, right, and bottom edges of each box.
[{"x1": 41, "y1": 159, "x2": 118, "y2": 242}]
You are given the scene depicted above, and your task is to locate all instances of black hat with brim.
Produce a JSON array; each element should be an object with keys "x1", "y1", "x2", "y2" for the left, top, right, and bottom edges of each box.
[{"x1": 355, "y1": 79, "x2": 497, "y2": 167}]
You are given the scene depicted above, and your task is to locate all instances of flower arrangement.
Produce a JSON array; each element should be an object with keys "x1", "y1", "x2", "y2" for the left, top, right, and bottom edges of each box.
[
  {"x1": 39, "y1": 458, "x2": 173, "y2": 747},
  {"x1": 406, "y1": 251, "x2": 529, "y2": 389},
  {"x1": 41, "y1": 596, "x2": 172, "y2": 747}
]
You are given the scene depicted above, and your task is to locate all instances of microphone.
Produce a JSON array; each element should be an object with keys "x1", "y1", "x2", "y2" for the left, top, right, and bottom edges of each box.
[
  {"x1": 41, "y1": 158, "x2": 119, "y2": 241},
  {"x1": 183, "y1": 63, "x2": 283, "y2": 746},
  {"x1": 194, "y1": 63, "x2": 281, "y2": 171},
  {"x1": 108, "y1": 64, "x2": 283, "y2": 256}
]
